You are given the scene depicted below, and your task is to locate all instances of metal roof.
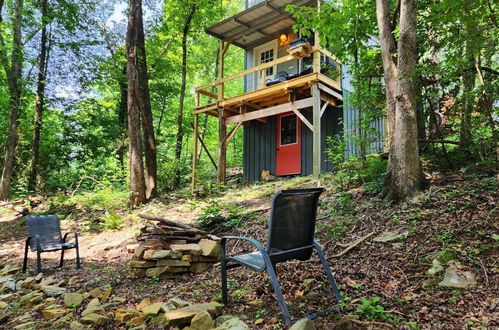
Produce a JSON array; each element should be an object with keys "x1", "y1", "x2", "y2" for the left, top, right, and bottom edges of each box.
[{"x1": 206, "y1": 0, "x2": 317, "y2": 49}]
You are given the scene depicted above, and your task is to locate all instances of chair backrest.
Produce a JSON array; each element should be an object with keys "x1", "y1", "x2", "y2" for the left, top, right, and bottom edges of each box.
[
  {"x1": 266, "y1": 188, "x2": 325, "y2": 263},
  {"x1": 26, "y1": 215, "x2": 63, "y2": 250}
]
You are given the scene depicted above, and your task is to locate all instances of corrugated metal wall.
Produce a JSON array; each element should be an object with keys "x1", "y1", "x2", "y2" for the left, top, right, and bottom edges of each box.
[{"x1": 342, "y1": 90, "x2": 386, "y2": 158}]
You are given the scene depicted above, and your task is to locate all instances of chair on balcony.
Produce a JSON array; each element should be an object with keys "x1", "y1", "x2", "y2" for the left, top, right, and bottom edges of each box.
[
  {"x1": 220, "y1": 188, "x2": 341, "y2": 326},
  {"x1": 23, "y1": 214, "x2": 81, "y2": 274}
]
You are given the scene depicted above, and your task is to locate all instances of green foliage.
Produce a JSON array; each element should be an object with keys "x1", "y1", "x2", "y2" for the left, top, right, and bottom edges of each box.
[
  {"x1": 325, "y1": 155, "x2": 387, "y2": 192},
  {"x1": 100, "y1": 210, "x2": 124, "y2": 230},
  {"x1": 356, "y1": 296, "x2": 391, "y2": 321},
  {"x1": 195, "y1": 201, "x2": 255, "y2": 230}
]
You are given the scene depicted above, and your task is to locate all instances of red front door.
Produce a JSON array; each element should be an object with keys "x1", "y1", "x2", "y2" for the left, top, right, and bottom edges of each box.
[{"x1": 276, "y1": 112, "x2": 301, "y2": 176}]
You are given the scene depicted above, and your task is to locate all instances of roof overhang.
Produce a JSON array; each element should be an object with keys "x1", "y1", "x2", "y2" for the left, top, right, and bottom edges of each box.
[{"x1": 206, "y1": 0, "x2": 317, "y2": 49}]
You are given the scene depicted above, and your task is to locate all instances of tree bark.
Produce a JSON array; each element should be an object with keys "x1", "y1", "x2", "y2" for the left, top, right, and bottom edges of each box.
[
  {"x1": 174, "y1": 3, "x2": 197, "y2": 185},
  {"x1": 28, "y1": 0, "x2": 50, "y2": 191},
  {"x1": 118, "y1": 64, "x2": 128, "y2": 177},
  {"x1": 376, "y1": 0, "x2": 398, "y2": 155},
  {"x1": 377, "y1": 0, "x2": 424, "y2": 202},
  {"x1": 134, "y1": 4, "x2": 157, "y2": 198},
  {"x1": 126, "y1": 0, "x2": 147, "y2": 206},
  {"x1": 0, "y1": 0, "x2": 24, "y2": 200},
  {"x1": 460, "y1": 46, "x2": 475, "y2": 148}
]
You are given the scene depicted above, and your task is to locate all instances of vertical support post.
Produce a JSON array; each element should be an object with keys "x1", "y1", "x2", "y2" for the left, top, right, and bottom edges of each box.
[
  {"x1": 191, "y1": 114, "x2": 199, "y2": 193},
  {"x1": 312, "y1": 83, "x2": 321, "y2": 179},
  {"x1": 216, "y1": 39, "x2": 231, "y2": 185},
  {"x1": 313, "y1": 0, "x2": 321, "y2": 74},
  {"x1": 218, "y1": 111, "x2": 227, "y2": 184}
]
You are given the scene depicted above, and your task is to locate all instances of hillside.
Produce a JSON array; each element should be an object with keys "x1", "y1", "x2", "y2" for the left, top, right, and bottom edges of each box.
[{"x1": 0, "y1": 165, "x2": 498, "y2": 329}]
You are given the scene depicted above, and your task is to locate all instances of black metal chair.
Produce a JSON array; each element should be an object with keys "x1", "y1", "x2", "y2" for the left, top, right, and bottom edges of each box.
[
  {"x1": 23, "y1": 215, "x2": 81, "y2": 274},
  {"x1": 221, "y1": 188, "x2": 341, "y2": 326}
]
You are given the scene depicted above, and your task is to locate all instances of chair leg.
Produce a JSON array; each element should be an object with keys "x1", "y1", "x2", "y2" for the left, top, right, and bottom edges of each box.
[
  {"x1": 265, "y1": 262, "x2": 292, "y2": 326},
  {"x1": 36, "y1": 250, "x2": 42, "y2": 274},
  {"x1": 35, "y1": 235, "x2": 42, "y2": 274},
  {"x1": 59, "y1": 249, "x2": 65, "y2": 268},
  {"x1": 23, "y1": 238, "x2": 30, "y2": 273},
  {"x1": 75, "y1": 233, "x2": 81, "y2": 269},
  {"x1": 314, "y1": 241, "x2": 341, "y2": 302},
  {"x1": 221, "y1": 257, "x2": 228, "y2": 305}
]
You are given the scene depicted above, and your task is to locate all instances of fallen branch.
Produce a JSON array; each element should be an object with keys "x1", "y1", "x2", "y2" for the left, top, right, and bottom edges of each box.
[
  {"x1": 0, "y1": 200, "x2": 23, "y2": 207},
  {"x1": 333, "y1": 232, "x2": 375, "y2": 258},
  {"x1": 418, "y1": 139, "x2": 461, "y2": 145},
  {"x1": 138, "y1": 214, "x2": 201, "y2": 233}
]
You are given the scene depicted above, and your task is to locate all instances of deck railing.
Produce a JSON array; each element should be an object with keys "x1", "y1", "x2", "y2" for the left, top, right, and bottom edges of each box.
[{"x1": 194, "y1": 47, "x2": 341, "y2": 110}]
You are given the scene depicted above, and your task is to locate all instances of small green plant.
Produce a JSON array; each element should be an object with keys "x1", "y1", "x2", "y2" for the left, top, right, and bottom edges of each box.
[
  {"x1": 356, "y1": 296, "x2": 391, "y2": 321},
  {"x1": 196, "y1": 201, "x2": 254, "y2": 230},
  {"x1": 149, "y1": 276, "x2": 160, "y2": 283},
  {"x1": 437, "y1": 232, "x2": 454, "y2": 246},
  {"x1": 255, "y1": 308, "x2": 267, "y2": 318},
  {"x1": 230, "y1": 286, "x2": 250, "y2": 302},
  {"x1": 100, "y1": 210, "x2": 124, "y2": 230}
]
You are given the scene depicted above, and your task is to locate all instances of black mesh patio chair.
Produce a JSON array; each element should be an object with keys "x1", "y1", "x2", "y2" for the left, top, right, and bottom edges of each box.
[
  {"x1": 23, "y1": 214, "x2": 81, "y2": 274},
  {"x1": 221, "y1": 188, "x2": 341, "y2": 326}
]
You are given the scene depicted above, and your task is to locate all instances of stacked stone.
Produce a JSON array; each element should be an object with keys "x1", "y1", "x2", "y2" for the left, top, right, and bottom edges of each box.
[{"x1": 127, "y1": 220, "x2": 220, "y2": 278}]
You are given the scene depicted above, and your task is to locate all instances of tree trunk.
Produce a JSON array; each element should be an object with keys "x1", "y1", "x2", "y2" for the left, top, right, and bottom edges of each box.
[
  {"x1": 377, "y1": 0, "x2": 424, "y2": 202},
  {"x1": 174, "y1": 3, "x2": 197, "y2": 185},
  {"x1": 134, "y1": 4, "x2": 157, "y2": 198},
  {"x1": 118, "y1": 64, "x2": 128, "y2": 177},
  {"x1": 460, "y1": 48, "x2": 475, "y2": 148},
  {"x1": 28, "y1": 0, "x2": 49, "y2": 191},
  {"x1": 126, "y1": 0, "x2": 147, "y2": 207},
  {"x1": 0, "y1": 0, "x2": 24, "y2": 200},
  {"x1": 376, "y1": 0, "x2": 398, "y2": 155}
]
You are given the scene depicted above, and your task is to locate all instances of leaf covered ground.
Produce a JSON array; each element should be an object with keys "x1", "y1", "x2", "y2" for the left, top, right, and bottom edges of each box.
[{"x1": 0, "y1": 168, "x2": 497, "y2": 329}]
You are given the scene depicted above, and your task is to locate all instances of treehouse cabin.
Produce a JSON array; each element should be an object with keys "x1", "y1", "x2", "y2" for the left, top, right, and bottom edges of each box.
[{"x1": 191, "y1": 0, "x2": 385, "y2": 189}]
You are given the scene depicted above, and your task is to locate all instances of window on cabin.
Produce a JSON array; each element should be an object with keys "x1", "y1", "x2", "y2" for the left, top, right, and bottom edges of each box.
[
  {"x1": 259, "y1": 49, "x2": 274, "y2": 77},
  {"x1": 280, "y1": 114, "x2": 298, "y2": 146}
]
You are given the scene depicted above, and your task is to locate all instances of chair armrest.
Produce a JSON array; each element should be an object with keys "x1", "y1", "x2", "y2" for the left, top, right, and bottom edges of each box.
[
  {"x1": 62, "y1": 230, "x2": 79, "y2": 243},
  {"x1": 221, "y1": 236, "x2": 266, "y2": 259}
]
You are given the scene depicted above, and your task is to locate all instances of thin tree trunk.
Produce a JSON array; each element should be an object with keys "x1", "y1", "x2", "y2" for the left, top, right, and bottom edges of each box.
[
  {"x1": 126, "y1": 0, "x2": 147, "y2": 206},
  {"x1": 377, "y1": 0, "x2": 424, "y2": 202},
  {"x1": 460, "y1": 47, "x2": 475, "y2": 148},
  {"x1": 0, "y1": 0, "x2": 24, "y2": 200},
  {"x1": 28, "y1": 0, "x2": 49, "y2": 191},
  {"x1": 174, "y1": 3, "x2": 197, "y2": 185},
  {"x1": 118, "y1": 64, "x2": 128, "y2": 178},
  {"x1": 133, "y1": 5, "x2": 157, "y2": 198}
]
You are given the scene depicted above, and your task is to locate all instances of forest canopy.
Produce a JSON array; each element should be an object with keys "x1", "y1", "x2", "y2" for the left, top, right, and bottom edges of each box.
[{"x1": 0, "y1": 0, "x2": 497, "y2": 202}]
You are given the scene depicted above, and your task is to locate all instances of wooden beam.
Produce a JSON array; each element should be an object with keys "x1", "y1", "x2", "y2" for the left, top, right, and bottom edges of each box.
[
  {"x1": 225, "y1": 97, "x2": 313, "y2": 125},
  {"x1": 318, "y1": 82, "x2": 342, "y2": 100},
  {"x1": 292, "y1": 108, "x2": 314, "y2": 132},
  {"x1": 222, "y1": 123, "x2": 242, "y2": 148},
  {"x1": 320, "y1": 100, "x2": 329, "y2": 118},
  {"x1": 195, "y1": 54, "x2": 296, "y2": 92},
  {"x1": 190, "y1": 122, "x2": 217, "y2": 170},
  {"x1": 191, "y1": 115, "x2": 199, "y2": 193},
  {"x1": 312, "y1": 83, "x2": 321, "y2": 179},
  {"x1": 217, "y1": 109, "x2": 227, "y2": 183},
  {"x1": 197, "y1": 89, "x2": 217, "y2": 99},
  {"x1": 220, "y1": 73, "x2": 318, "y2": 108}
]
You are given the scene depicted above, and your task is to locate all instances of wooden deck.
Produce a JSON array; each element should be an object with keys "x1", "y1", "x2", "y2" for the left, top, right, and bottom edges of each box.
[{"x1": 193, "y1": 47, "x2": 342, "y2": 124}]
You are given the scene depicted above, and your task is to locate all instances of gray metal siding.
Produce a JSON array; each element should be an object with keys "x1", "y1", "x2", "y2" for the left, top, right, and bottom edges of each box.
[
  {"x1": 343, "y1": 89, "x2": 385, "y2": 157},
  {"x1": 243, "y1": 117, "x2": 277, "y2": 181},
  {"x1": 243, "y1": 104, "x2": 342, "y2": 181},
  {"x1": 301, "y1": 106, "x2": 342, "y2": 175}
]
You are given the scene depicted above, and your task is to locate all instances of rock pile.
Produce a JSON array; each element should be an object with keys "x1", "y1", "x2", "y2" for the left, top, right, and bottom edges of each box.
[
  {"x1": 127, "y1": 214, "x2": 221, "y2": 278},
  {"x1": 0, "y1": 263, "x2": 250, "y2": 329}
]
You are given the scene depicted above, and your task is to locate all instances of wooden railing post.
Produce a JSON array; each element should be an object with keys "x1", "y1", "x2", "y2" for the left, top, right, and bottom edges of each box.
[
  {"x1": 191, "y1": 114, "x2": 199, "y2": 193},
  {"x1": 312, "y1": 83, "x2": 321, "y2": 179}
]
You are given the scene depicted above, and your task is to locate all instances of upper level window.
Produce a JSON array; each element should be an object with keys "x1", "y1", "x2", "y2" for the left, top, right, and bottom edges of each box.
[{"x1": 247, "y1": 0, "x2": 264, "y2": 8}]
